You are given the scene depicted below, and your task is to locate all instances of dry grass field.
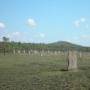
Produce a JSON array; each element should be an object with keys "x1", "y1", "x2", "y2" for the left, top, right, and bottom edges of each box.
[{"x1": 0, "y1": 53, "x2": 90, "y2": 90}]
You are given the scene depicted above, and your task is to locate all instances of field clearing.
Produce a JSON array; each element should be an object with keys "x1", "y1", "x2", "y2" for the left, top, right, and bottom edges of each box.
[{"x1": 0, "y1": 54, "x2": 90, "y2": 90}]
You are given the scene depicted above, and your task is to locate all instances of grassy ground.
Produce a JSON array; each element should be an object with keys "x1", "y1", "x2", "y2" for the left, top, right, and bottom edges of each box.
[{"x1": 0, "y1": 53, "x2": 90, "y2": 90}]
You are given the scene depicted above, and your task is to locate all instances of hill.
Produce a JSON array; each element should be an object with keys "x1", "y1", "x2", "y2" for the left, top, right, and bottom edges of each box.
[{"x1": 48, "y1": 41, "x2": 84, "y2": 51}]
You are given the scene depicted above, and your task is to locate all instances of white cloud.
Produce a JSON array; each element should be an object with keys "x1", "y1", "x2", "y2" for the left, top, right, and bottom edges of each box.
[
  {"x1": 12, "y1": 32, "x2": 21, "y2": 36},
  {"x1": 72, "y1": 35, "x2": 90, "y2": 42},
  {"x1": 7, "y1": 31, "x2": 22, "y2": 39},
  {"x1": 86, "y1": 24, "x2": 89, "y2": 29},
  {"x1": 0, "y1": 37, "x2": 3, "y2": 41},
  {"x1": 80, "y1": 35, "x2": 90, "y2": 40},
  {"x1": 6, "y1": 31, "x2": 27, "y2": 42},
  {"x1": 0, "y1": 22, "x2": 5, "y2": 29},
  {"x1": 66, "y1": 37, "x2": 80, "y2": 44},
  {"x1": 27, "y1": 18, "x2": 37, "y2": 27},
  {"x1": 80, "y1": 17, "x2": 86, "y2": 23},
  {"x1": 66, "y1": 39, "x2": 72, "y2": 42},
  {"x1": 74, "y1": 20, "x2": 80, "y2": 28},
  {"x1": 35, "y1": 33, "x2": 45, "y2": 38},
  {"x1": 74, "y1": 17, "x2": 87, "y2": 28},
  {"x1": 39, "y1": 33, "x2": 45, "y2": 38}
]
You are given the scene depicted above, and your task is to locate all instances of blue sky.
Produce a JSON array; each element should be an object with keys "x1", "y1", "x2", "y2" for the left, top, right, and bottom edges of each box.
[{"x1": 0, "y1": 0, "x2": 90, "y2": 46}]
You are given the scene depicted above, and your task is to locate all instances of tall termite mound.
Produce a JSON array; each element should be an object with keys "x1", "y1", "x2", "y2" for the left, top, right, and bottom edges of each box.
[{"x1": 67, "y1": 50, "x2": 78, "y2": 71}]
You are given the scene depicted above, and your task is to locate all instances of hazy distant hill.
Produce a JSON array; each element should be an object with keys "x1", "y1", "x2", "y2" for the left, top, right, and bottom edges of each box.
[
  {"x1": 49, "y1": 41, "x2": 81, "y2": 46},
  {"x1": 48, "y1": 41, "x2": 83, "y2": 51}
]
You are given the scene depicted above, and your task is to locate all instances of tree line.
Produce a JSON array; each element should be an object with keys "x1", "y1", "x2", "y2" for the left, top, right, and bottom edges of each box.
[{"x1": 0, "y1": 36, "x2": 90, "y2": 55}]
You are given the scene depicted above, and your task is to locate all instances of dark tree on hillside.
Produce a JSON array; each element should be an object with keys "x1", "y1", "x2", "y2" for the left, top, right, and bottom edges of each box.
[
  {"x1": 2, "y1": 37, "x2": 9, "y2": 43},
  {"x1": 2, "y1": 36, "x2": 9, "y2": 55}
]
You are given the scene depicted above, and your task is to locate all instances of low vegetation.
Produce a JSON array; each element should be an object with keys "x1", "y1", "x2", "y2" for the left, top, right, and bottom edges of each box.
[{"x1": 0, "y1": 54, "x2": 90, "y2": 90}]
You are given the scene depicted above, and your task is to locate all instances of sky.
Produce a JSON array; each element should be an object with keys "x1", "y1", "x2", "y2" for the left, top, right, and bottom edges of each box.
[{"x1": 0, "y1": 0, "x2": 90, "y2": 46}]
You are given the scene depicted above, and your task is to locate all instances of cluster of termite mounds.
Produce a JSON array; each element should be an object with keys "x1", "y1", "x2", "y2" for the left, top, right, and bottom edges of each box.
[{"x1": 1, "y1": 47, "x2": 79, "y2": 71}]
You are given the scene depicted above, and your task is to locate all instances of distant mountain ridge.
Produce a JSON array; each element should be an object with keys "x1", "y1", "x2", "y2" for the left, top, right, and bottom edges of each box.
[
  {"x1": 47, "y1": 41, "x2": 84, "y2": 50},
  {"x1": 49, "y1": 41, "x2": 81, "y2": 46}
]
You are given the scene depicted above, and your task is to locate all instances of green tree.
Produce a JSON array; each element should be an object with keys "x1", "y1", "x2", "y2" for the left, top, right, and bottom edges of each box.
[
  {"x1": 2, "y1": 36, "x2": 9, "y2": 42},
  {"x1": 2, "y1": 36, "x2": 9, "y2": 55}
]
